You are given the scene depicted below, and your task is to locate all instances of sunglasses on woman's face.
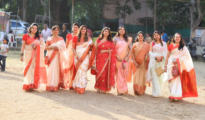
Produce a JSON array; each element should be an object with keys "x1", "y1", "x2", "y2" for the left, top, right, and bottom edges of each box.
[{"x1": 104, "y1": 27, "x2": 110, "y2": 30}]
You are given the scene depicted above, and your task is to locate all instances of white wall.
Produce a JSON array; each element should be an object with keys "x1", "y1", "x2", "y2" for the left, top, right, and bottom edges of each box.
[{"x1": 103, "y1": 0, "x2": 153, "y2": 25}]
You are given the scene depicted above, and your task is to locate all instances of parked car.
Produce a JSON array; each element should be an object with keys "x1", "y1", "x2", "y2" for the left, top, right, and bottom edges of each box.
[
  {"x1": 92, "y1": 31, "x2": 117, "y2": 43},
  {"x1": 10, "y1": 19, "x2": 30, "y2": 40}
]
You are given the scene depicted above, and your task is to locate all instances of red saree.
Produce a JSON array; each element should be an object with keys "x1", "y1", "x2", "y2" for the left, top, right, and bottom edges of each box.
[{"x1": 95, "y1": 38, "x2": 116, "y2": 92}]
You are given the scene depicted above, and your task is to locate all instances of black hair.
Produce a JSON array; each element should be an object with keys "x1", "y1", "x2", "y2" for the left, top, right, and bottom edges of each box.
[
  {"x1": 9, "y1": 30, "x2": 13, "y2": 33},
  {"x1": 153, "y1": 31, "x2": 163, "y2": 46},
  {"x1": 3, "y1": 37, "x2": 9, "y2": 44},
  {"x1": 78, "y1": 25, "x2": 88, "y2": 42},
  {"x1": 73, "y1": 22, "x2": 80, "y2": 28},
  {"x1": 52, "y1": 25, "x2": 60, "y2": 31},
  {"x1": 135, "y1": 31, "x2": 145, "y2": 42},
  {"x1": 115, "y1": 26, "x2": 128, "y2": 42},
  {"x1": 173, "y1": 33, "x2": 185, "y2": 51},
  {"x1": 99, "y1": 27, "x2": 113, "y2": 42},
  {"x1": 28, "y1": 23, "x2": 40, "y2": 40},
  {"x1": 62, "y1": 24, "x2": 67, "y2": 28}
]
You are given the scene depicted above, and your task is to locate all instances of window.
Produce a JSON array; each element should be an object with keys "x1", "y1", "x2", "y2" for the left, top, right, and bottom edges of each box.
[
  {"x1": 24, "y1": 24, "x2": 30, "y2": 28},
  {"x1": 11, "y1": 22, "x2": 22, "y2": 27}
]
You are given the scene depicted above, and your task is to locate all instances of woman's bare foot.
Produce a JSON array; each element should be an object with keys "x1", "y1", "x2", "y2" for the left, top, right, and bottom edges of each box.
[
  {"x1": 174, "y1": 99, "x2": 179, "y2": 102},
  {"x1": 117, "y1": 93, "x2": 123, "y2": 96},
  {"x1": 169, "y1": 99, "x2": 174, "y2": 102},
  {"x1": 97, "y1": 90, "x2": 100, "y2": 93},
  {"x1": 134, "y1": 92, "x2": 139, "y2": 96}
]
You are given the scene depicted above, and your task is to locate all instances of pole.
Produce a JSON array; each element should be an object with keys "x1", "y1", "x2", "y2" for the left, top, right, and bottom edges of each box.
[
  {"x1": 23, "y1": 0, "x2": 27, "y2": 21},
  {"x1": 154, "y1": 0, "x2": 156, "y2": 31},
  {"x1": 49, "y1": 0, "x2": 51, "y2": 28},
  {"x1": 15, "y1": 7, "x2": 19, "y2": 35},
  {"x1": 146, "y1": 2, "x2": 147, "y2": 34},
  {"x1": 71, "y1": 0, "x2": 74, "y2": 31}
]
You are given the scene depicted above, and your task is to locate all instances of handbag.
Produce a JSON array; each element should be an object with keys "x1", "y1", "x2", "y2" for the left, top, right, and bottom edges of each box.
[
  {"x1": 155, "y1": 64, "x2": 164, "y2": 76},
  {"x1": 45, "y1": 56, "x2": 49, "y2": 65},
  {"x1": 172, "y1": 65, "x2": 179, "y2": 77}
]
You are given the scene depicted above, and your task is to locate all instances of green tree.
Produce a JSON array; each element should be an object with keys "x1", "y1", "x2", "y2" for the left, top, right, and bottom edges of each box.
[
  {"x1": 115, "y1": 0, "x2": 141, "y2": 24},
  {"x1": 0, "y1": 0, "x2": 103, "y2": 31},
  {"x1": 146, "y1": 0, "x2": 190, "y2": 30},
  {"x1": 72, "y1": 0, "x2": 102, "y2": 31},
  {"x1": 190, "y1": 0, "x2": 205, "y2": 37}
]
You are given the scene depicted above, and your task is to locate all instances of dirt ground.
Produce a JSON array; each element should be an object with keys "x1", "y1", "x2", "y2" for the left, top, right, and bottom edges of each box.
[{"x1": 0, "y1": 50, "x2": 205, "y2": 120}]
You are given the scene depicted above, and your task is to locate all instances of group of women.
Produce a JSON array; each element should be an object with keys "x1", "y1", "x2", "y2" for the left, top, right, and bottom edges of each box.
[{"x1": 20, "y1": 22, "x2": 198, "y2": 102}]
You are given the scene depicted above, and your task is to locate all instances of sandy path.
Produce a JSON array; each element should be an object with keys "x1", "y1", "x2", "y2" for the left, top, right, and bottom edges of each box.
[{"x1": 0, "y1": 51, "x2": 205, "y2": 120}]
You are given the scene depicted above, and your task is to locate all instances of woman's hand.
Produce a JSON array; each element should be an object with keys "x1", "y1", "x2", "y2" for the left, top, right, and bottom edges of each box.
[
  {"x1": 134, "y1": 62, "x2": 139, "y2": 68},
  {"x1": 75, "y1": 56, "x2": 82, "y2": 62},
  {"x1": 145, "y1": 53, "x2": 149, "y2": 61},
  {"x1": 51, "y1": 46, "x2": 58, "y2": 50},
  {"x1": 156, "y1": 56, "x2": 162, "y2": 62},
  {"x1": 32, "y1": 44, "x2": 37, "y2": 50},
  {"x1": 164, "y1": 66, "x2": 167, "y2": 72},
  {"x1": 20, "y1": 57, "x2": 23, "y2": 62},
  {"x1": 123, "y1": 56, "x2": 129, "y2": 62},
  {"x1": 116, "y1": 56, "x2": 122, "y2": 62}
]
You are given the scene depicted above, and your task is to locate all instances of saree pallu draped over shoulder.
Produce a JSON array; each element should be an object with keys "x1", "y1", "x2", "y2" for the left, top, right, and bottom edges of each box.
[
  {"x1": 131, "y1": 42, "x2": 150, "y2": 95},
  {"x1": 23, "y1": 35, "x2": 47, "y2": 90},
  {"x1": 95, "y1": 39, "x2": 116, "y2": 93},
  {"x1": 71, "y1": 39, "x2": 95, "y2": 94},
  {"x1": 46, "y1": 37, "x2": 69, "y2": 92},
  {"x1": 64, "y1": 33, "x2": 75, "y2": 89},
  {"x1": 167, "y1": 45, "x2": 198, "y2": 99}
]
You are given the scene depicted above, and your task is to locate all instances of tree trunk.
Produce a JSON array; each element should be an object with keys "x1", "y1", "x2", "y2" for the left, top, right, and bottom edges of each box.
[
  {"x1": 162, "y1": 18, "x2": 165, "y2": 30},
  {"x1": 190, "y1": 0, "x2": 205, "y2": 38},
  {"x1": 23, "y1": 0, "x2": 27, "y2": 21},
  {"x1": 40, "y1": 0, "x2": 48, "y2": 24},
  {"x1": 50, "y1": 0, "x2": 61, "y2": 26},
  {"x1": 154, "y1": 0, "x2": 156, "y2": 31},
  {"x1": 190, "y1": 4, "x2": 194, "y2": 39}
]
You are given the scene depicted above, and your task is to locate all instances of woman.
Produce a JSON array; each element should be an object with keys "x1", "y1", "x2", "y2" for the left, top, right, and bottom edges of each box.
[
  {"x1": 114, "y1": 26, "x2": 132, "y2": 95},
  {"x1": 131, "y1": 31, "x2": 150, "y2": 95},
  {"x1": 71, "y1": 25, "x2": 95, "y2": 94},
  {"x1": 147, "y1": 31, "x2": 167, "y2": 97},
  {"x1": 45, "y1": 25, "x2": 69, "y2": 92},
  {"x1": 167, "y1": 37, "x2": 174, "y2": 46},
  {"x1": 165, "y1": 33, "x2": 198, "y2": 102},
  {"x1": 94, "y1": 27, "x2": 116, "y2": 93},
  {"x1": 65, "y1": 23, "x2": 80, "y2": 90},
  {"x1": 21, "y1": 23, "x2": 47, "y2": 90},
  {"x1": 146, "y1": 32, "x2": 152, "y2": 44}
]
